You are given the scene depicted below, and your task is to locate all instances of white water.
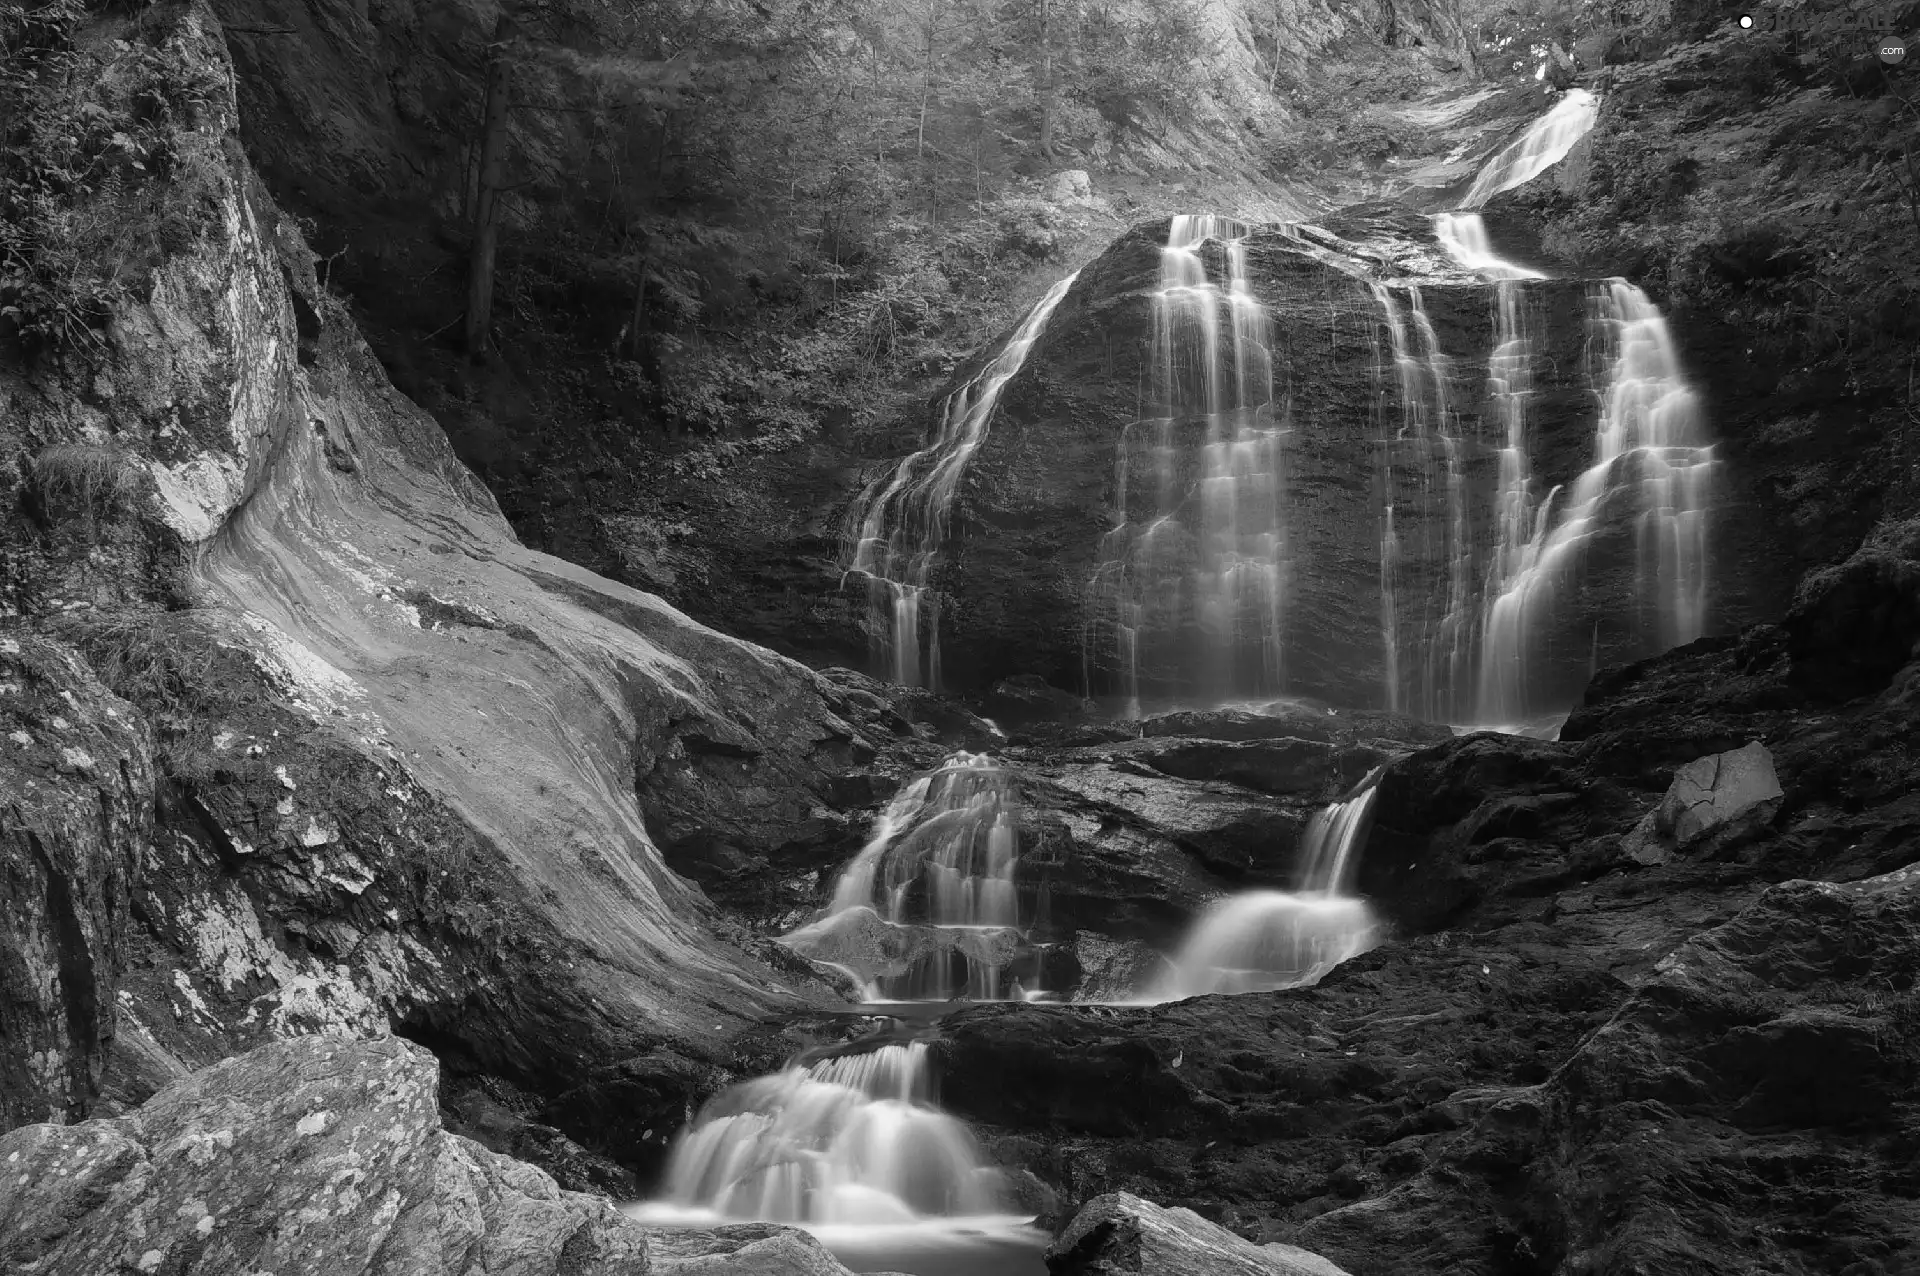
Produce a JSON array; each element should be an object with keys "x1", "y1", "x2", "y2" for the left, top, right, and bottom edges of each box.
[
  {"x1": 1083, "y1": 215, "x2": 1287, "y2": 714},
  {"x1": 1461, "y1": 88, "x2": 1598, "y2": 208},
  {"x1": 1370, "y1": 283, "x2": 1472, "y2": 721},
  {"x1": 843, "y1": 274, "x2": 1079, "y2": 689},
  {"x1": 1150, "y1": 771, "x2": 1384, "y2": 1000},
  {"x1": 1474, "y1": 281, "x2": 1715, "y2": 708},
  {"x1": 1427, "y1": 89, "x2": 1714, "y2": 729},
  {"x1": 645, "y1": 1043, "x2": 1006, "y2": 1225},
  {"x1": 782, "y1": 753, "x2": 1050, "y2": 1001}
]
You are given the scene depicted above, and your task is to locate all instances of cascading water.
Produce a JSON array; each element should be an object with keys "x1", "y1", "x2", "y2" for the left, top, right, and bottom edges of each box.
[
  {"x1": 1460, "y1": 88, "x2": 1598, "y2": 209},
  {"x1": 630, "y1": 1040, "x2": 1046, "y2": 1273},
  {"x1": 646, "y1": 1042, "x2": 1003, "y2": 1225},
  {"x1": 843, "y1": 274, "x2": 1079, "y2": 689},
  {"x1": 1369, "y1": 283, "x2": 1473, "y2": 721},
  {"x1": 1428, "y1": 87, "x2": 1715, "y2": 727},
  {"x1": 1474, "y1": 281, "x2": 1715, "y2": 708},
  {"x1": 1083, "y1": 215, "x2": 1286, "y2": 714},
  {"x1": 782, "y1": 753, "x2": 1053, "y2": 1002},
  {"x1": 1150, "y1": 770, "x2": 1384, "y2": 1000}
]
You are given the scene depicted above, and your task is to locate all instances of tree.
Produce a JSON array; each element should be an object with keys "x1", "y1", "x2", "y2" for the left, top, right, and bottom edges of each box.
[{"x1": 464, "y1": 13, "x2": 518, "y2": 361}]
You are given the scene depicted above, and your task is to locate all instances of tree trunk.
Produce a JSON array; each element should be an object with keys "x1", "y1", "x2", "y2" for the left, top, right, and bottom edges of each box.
[
  {"x1": 1039, "y1": 0, "x2": 1055, "y2": 158},
  {"x1": 625, "y1": 236, "x2": 654, "y2": 363},
  {"x1": 464, "y1": 14, "x2": 517, "y2": 362}
]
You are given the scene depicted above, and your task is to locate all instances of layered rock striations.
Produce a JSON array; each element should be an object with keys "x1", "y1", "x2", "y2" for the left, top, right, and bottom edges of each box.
[{"x1": 0, "y1": 0, "x2": 910, "y2": 1165}]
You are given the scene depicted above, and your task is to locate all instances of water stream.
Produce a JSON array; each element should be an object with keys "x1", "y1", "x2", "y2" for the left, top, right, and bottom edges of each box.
[
  {"x1": 843, "y1": 274, "x2": 1080, "y2": 690},
  {"x1": 1083, "y1": 214, "x2": 1288, "y2": 714},
  {"x1": 781, "y1": 753, "x2": 1056, "y2": 1002},
  {"x1": 1149, "y1": 770, "x2": 1385, "y2": 1000},
  {"x1": 629, "y1": 1040, "x2": 1046, "y2": 1274}
]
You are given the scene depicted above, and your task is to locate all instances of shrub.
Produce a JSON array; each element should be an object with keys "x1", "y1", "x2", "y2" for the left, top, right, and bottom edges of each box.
[
  {"x1": 29, "y1": 440, "x2": 141, "y2": 527},
  {"x1": 0, "y1": 0, "x2": 228, "y2": 357}
]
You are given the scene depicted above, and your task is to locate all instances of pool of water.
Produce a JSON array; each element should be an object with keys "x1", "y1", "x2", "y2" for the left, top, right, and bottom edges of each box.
[{"x1": 623, "y1": 1206, "x2": 1049, "y2": 1276}]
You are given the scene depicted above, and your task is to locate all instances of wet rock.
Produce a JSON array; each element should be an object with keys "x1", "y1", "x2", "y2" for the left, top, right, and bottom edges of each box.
[
  {"x1": 1137, "y1": 706, "x2": 1451, "y2": 749},
  {"x1": 1107, "y1": 736, "x2": 1390, "y2": 799},
  {"x1": 0, "y1": 1034, "x2": 653, "y2": 1276},
  {"x1": 1296, "y1": 865, "x2": 1920, "y2": 1275},
  {"x1": 0, "y1": 635, "x2": 152, "y2": 1128},
  {"x1": 1049, "y1": 1192, "x2": 1351, "y2": 1275},
  {"x1": 983, "y1": 674, "x2": 1093, "y2": 726}
]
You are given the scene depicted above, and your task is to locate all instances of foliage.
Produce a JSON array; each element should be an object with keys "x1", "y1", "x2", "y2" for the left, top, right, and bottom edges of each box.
[
  {"x1": 440, "y1": 0, "x2": 1234, "y2": 472},
  {"x1": 30, "y1": 441, "x2": 140, "y2": 526},
  {"x1": 0, "y1": 0, "x2": 227, "y2": 358}
]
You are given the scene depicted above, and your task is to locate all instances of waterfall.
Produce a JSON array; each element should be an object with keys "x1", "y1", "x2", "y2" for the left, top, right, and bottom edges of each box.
[
  {"x1": 1461, "y1": 88, "x2": 1598, "y2": 208},
  {"x1": 643, "y1": 1041, "x2": 1007, "y2": 1225},
  {"x1": 1150, "y1": 770, "x2": 1384, "y2": 1000},
  {"x1": 1428, "y1": 88, "x2": 1713, "y2": 729},
  {"x1": 1083, "y1": 215, "x2": 1287, "y2": 713},
  {"x1": 1474, "y1": 281, "x2": 1715, "y2": 705},
  {"x1": 782, "y1": 753, "x2": 1053, "y2": 1002},
  {"x1": 843, "y1": 273, "x2": 1079, "y2": 689},
  {"x1": 1370, "y1": 283, "x2": 1472, "y2": 721}
]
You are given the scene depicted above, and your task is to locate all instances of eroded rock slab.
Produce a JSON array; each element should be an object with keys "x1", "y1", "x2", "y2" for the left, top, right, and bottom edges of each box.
[{"x1": 1050, "y1": 1192, "x2": 1351, "y2": 1276}]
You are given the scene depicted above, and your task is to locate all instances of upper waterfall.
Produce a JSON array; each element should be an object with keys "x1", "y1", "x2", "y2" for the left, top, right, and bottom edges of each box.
[
  {"x1": 1460, "y1": 88, "x2": 1598, "y2": 209},
  {"x1": 843, "y1": 274, "x2": 1080, "y2": 690},
  {"x1": 1083, "y1": 215, "x2": 1288, "y2": 713}
]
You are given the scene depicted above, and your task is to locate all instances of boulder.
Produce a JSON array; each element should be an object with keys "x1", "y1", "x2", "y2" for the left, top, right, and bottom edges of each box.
[
  {"x1": 0, "y1": 1035, "x2": 655, "y2": 1276},
  {"x1": 1049, "y1": 1192, "x2": 1351, "y2": 1275},
  {"x1": 1654, "y1": 740, "x2": 1783, "y2": 844},
  {"x1": 0, "y1": 635, "x2": 152, "y2": 1128}
]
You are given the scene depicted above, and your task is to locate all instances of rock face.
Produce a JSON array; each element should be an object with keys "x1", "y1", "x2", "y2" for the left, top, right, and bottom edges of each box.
[
  {"x1": 1050, "y1": 1192, "x2": 1351, "y2": 1276},
  {"x1": 1297, "y1": 865, "x2": 1920, "y2": 1275},
  {"x1": 0, "y1": 636, "x2": 152, "y2": 1128},
  {"x1": 1, "y1": 0, "x2": 936, "y2": 1169},
  {"x1": 0, "y1": 1035, "x2": 652, "y2": 1276},
  {"x1": 871, "y1": 209, "x2": 1782, "y2": 719}
]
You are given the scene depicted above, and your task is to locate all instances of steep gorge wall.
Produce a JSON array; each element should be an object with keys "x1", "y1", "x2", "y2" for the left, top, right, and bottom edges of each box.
[{"x1": 1, "y1": 0, "x2": 916, "y2": 1156}]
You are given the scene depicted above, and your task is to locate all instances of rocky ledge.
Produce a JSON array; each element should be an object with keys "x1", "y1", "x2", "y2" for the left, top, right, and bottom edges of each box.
[{"x1": 0, "y1": 1033, "x2": 894, "y2": 1276}]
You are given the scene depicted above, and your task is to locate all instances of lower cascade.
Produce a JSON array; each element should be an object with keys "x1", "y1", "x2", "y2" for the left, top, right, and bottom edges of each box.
[
  {"x1": 1150, "y1": 770, "x2": 1384, "y2": 999},
  {"x1": 641, "y1": 1043, "x2": 1007, "y2": 1226},
  {"x1": 781, "y1": 753, "x2": 1056, "y2": 1001}
]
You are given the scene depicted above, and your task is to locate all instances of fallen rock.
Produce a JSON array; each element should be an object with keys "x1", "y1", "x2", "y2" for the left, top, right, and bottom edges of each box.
[
  {"x1": 1654, "y1": 740, "x2": 1784, "y2": 845},
  {"x1": 1049, "y1": 1192, "x2": 1351, "y2": 1275},
  {"x1": 0, "y1": 1034, "x2": 653, "y2": 1276},
  {"x1": 0, "y1": 635, "x2": 152, "y2": 1128}
]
